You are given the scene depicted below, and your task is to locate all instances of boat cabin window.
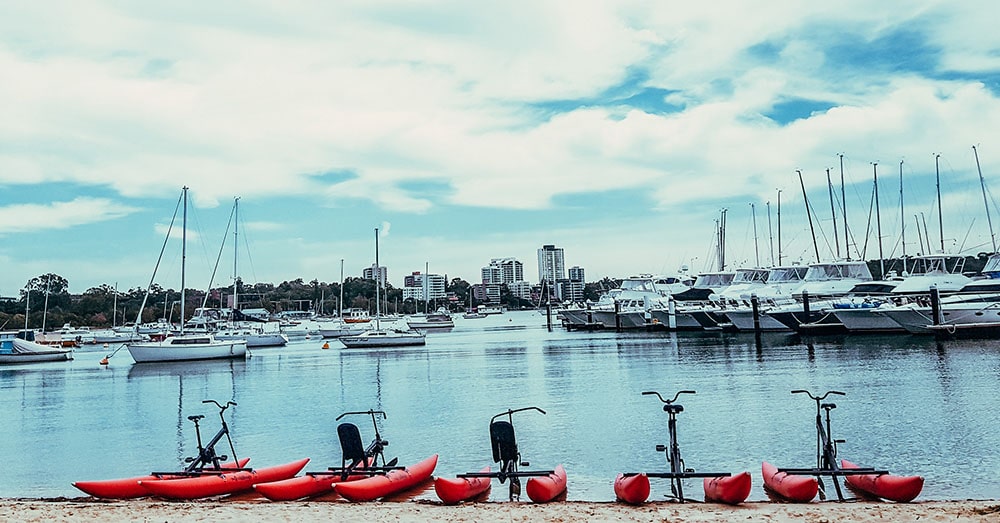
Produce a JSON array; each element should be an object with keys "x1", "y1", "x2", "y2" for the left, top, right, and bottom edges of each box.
[{"x1": 170, "y1": 337, "x2": 212, "y2": 345}]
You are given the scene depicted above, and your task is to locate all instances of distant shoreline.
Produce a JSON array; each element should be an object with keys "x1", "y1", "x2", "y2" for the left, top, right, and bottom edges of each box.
[{"x1": 2, "y1": 499, "x2": 998, "y2": 522}]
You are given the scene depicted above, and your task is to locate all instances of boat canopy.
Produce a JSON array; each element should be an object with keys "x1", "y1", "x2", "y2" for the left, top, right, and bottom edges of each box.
[
  {"x1": 766, "y1": 266, "x2": 808, "y2": 284},
  {"x1": 693, "y1": 272, "x2": 736, "y2": 288},
  {"x1": 732, "y1": 268, "x2": 769, "y2": 285},
  {"x1": 803, "y1": 262, "x2": 873, "y2": 281}
]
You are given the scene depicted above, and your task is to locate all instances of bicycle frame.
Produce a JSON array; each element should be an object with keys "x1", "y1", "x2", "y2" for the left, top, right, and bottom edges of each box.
[
  {"x1": 184, "y1": 399, "x2": 239, "y2": 473},
  {"x1": 627, "y1": 390, "x2": 731, "y2": 502}
]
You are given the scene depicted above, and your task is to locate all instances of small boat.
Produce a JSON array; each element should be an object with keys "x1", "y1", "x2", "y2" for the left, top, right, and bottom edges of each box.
[
  {"x1": 525, "y1": 464, "x2": 567, "y2": 503},
  {"x1": 761, "y1": 461, "x2": 817, "y2": 502},
  {"x1": 613, "y1": 473, "x2": 649, "y2": 504},
  {"x1": 126, "y1": 334, "x2": 247, "y2": 363},
  {"x1": 335, "y1": 454, "x2": 438, "y2": 502},
  {"x1": 0, "y1": 331, "x2": 74, "y2": 364},
  {"x1": 434, "y1": 466, "x2": 492, "y2": 504},
  {"x1": 703, "y1": 471, "x2": 752, "y2": 505},
  {"x1": 840, "y1": 459, "x2": 923, "y2": 502},
  {"x1": 73, "y1": 458, "x2": 250, "y2": 499},
  {"x1": 339, "y1": 328, "x2": 426, "y2": 348},
  {"x1": 254, "y1": 470, "x2": 367, "y2": 501},
  {"x1": 138, "y1": 458, "x2": 309, "y2": 499}
]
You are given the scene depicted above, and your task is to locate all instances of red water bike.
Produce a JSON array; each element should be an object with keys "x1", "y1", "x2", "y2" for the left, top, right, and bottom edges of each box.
[{"x1": 616, "y1": 390, "x2": 750, "y2": 504}]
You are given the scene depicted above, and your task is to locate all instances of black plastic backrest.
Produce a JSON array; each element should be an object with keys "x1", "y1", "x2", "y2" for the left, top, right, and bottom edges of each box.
[
  {"x1": 490, "y1": 420, "x2": 518, "y2": 464},
  {"x1": 338, "y1": 423, "x2": 366, "y2": 465}
]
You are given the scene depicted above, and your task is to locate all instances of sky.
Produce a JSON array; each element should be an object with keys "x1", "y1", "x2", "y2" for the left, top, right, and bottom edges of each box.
[{"x1": 3, "y1": 1, "x2": 1000, "y2": 296}]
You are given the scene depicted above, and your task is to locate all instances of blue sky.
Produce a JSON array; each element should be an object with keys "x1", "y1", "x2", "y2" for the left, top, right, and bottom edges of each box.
[{"x1": 3, "y1": 1, "x2": 1000, "y2": 295}]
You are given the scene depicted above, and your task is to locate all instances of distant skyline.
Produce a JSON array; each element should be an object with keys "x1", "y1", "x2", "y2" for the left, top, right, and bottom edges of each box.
[{"x1": 4, "y1": 2, "x2": 1000, "y2": 295}]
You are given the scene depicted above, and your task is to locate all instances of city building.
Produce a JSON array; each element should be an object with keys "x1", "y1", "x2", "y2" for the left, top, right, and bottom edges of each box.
[
  {"x1": 362, "y1": 264, "x2": 387, "y2": 287},
  {"x1": 481, "y1": 258, "x2": 524, "y2": 285},
  {"x1": 537, "y1": 244, "x2": 566, "y2": 284},
  {"x1": 401, "y1": 271, "x2": 446, "y2": 302},
  {"x1": 568, "y1": 266, "x2": 585, "y2": 283}
]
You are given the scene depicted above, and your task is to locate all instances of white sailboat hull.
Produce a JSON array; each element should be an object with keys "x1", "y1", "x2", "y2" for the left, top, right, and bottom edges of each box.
[{"x1": 126, "y1": 336, "x2": 247, "y2": 363}]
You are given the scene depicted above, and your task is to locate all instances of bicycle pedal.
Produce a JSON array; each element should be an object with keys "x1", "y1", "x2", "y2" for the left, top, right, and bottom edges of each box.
[
  {"x1": 684, "y1": 468, "x2": 695, "y2": 473},
  {"x1": 655, "y1": 445, "x2": 666, "y2": 452}
]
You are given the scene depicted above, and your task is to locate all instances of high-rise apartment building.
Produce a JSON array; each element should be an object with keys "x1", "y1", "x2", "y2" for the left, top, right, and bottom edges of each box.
[
  {"x1": 402, "y1": 271, "x2": 446, "y2": 301},
  {"x1": 537, "y1": 244, "x2": 565, "y2": 284},
  {"x1": 362, "y1": 264, "x2": 387, "y2": 287},
  {"x1": 481, "y1": 258, "x2": 524, "y2": 284},
  {"x1": 568, "y1": 266, "x2": 585, "y2": 283}
]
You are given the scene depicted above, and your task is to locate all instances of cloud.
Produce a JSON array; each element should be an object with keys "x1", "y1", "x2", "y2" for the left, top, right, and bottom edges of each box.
[{"x1": 0, "y1": 197, "x2": 139, "y2": 234}]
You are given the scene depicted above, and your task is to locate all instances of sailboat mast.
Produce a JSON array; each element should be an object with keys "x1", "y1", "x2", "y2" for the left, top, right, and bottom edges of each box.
[
  {"x1": 112, "y1": 282, "x2": 118, "y2": 328},
  {"x1": 873, "y1": 163, "x2": 884, "y2": 278},
  {"x1": 840, "y1": 154, "x2": 850, "y2": 260},
  {"x1": 424, "y1": 261, "x2": 429, "y2": 314},
  {"x1": 181, "y1": 186, "x2": 188, "y2": 335},
  {"x1": 766, "y1": 201, "x2": 775, "y2": 266},
  {"x1": 374, "y1": 228, "x2": 380, "y2": 330},
  {"x1": 24, "y1": 287, "x2": 29, "y2": 331},
  {"x1": 797, "y1": 170, "x2": 820, "y2": 263},
  {"x1": 827, "y1": 168, "x2": 840, "y2": 259},
  {"x1": 41, "y1": 276, "x2": 50, "y2": 333},
  {"x1": 935, "y1": 153, "x2": 944, "y2": 253},
  {"x1": 973, "y1": 145, "x2": 997, "y2": 253},
  {"x1": 750, "y1": 203, "x2": 759, "y2": 267},
  {"x1": 339, "y1": 258, "x2": 344, "y2": 318},
  {"x1": 776, "y1": 189, "x2": 782, "y2": 265},
  {"x1": 899, "y1": 160, "x2": 906, "y2": 274},
  {"x1": 233, "y1": 197, "x2": 239, "y2": 313}
]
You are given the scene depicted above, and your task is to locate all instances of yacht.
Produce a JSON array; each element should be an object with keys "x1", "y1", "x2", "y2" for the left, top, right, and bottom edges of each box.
[{"x1": 720, "y1": 265, "x2": 809, "y2": 331}]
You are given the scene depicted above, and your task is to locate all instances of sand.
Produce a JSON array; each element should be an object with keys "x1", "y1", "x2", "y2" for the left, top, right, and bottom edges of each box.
[{"x1": 2, "y1": 499, "x2": 998, "y2": 523}]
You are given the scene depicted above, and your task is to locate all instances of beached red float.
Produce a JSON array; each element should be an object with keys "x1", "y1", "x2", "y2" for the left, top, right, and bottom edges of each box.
[
  {"x1": 138, "y1": 458, "x2": 309, "y2": 499},
  {"x1": 525, "y1": 464, "x2": 567, "y2": 503},
  {"x1": 840, "y1": 459, "x2": 923, "y2": 502},
  {"x1": 762, "y1": 461, "x2": 818, "y2": 502},
  {"x1": 703, "y1": 471, "x2": 752, "y2": 505},
  {"x1": 254, "y1": 467, "x2": 369, "y2": 502},
  {"x1": 613, "y1": 473, "x2": 650, "y2": 504},
  {"x1": 335, "y1": 454, "x2": 438, "y2": 502},
  {"x1": 72, "y1": 458, "x2": 251, "y2": 499},
  {"x1": 434, "y1": 466, "x2": 492, "y2": 504}
]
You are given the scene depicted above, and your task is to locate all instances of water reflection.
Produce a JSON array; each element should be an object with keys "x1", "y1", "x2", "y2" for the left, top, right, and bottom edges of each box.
[{"x1": 2, "y1": 314, "x2": 1000, "y2": 500}]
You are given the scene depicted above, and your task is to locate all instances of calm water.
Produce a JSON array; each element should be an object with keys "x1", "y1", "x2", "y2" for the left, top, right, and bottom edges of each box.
[{"x1": 2, "y1": 311, "x2": 999, "y2": 501}]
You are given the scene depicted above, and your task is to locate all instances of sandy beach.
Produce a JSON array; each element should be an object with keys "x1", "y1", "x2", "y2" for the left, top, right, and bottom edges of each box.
[{"x1": 2, "y1": 499, "x2": 998, "y2": 522}]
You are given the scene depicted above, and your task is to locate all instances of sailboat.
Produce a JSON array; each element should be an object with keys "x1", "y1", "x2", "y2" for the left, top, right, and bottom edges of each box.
[
  {"x1": 339, "y1": 228, "x2": 426, "y2": 348},
  {"x1": 125, "y1": 187, "x2": 248, "y2": 363}
]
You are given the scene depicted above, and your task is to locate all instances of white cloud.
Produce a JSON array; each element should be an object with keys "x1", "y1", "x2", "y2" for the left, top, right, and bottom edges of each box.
[{"x1": 0, "y1": 198, "x2": 139, "y2": 234}]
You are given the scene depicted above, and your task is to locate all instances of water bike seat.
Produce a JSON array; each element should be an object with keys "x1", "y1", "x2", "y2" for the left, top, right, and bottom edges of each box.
[
  {"x1": 490, "y1": 420, "x2": 518, "y2": 464},
  {"x1": 337, "y1": 422, "x2": 367, "y2": 465}
]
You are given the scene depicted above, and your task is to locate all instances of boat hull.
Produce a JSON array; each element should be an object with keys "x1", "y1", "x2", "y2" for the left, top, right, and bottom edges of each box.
[
  {"x1": 335, "y1": 455, "x2": 438, "y2": 502},
  {"x1": 434, "y1": 466, "x2": 492, "y2": 504},
  {"x1": 761, "y1": 461, "x2": 817, "y2": 503},
  {"x1": 127, "y1": 339, "x2": 247, "y2": 363},
  {"x1": 525, "y1": 464, "x2": 567, "y2": 503},
  {"x1": 138, "y1": 458, "x2": 308, "y2": 499},
  {"x1": 841, "y1": 459, "x2": 923, "y2": 502},
  {"x1": 613, "y1": 473, "x2": 649, "y2": 504},
  {"x1": 703, "y1": 471, "x2": 752, "y2": 505},
  {"x1": 73, "y1": 458, "x2": 251, "y2": 499}
]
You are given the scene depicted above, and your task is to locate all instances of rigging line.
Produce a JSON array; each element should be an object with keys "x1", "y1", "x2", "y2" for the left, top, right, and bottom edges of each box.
[
  {"x1": 200, "y1": 200, "x2": 237, "y2": 310},
  {"x1": 132, "y1": 190, "x2": 184, "y2": 329}
]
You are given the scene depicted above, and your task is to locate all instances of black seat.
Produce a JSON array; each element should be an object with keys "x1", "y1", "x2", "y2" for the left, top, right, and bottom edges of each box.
[
  {"x1": 338, "y1": 422, "x2": 367, "y2": 466},
  {"x1": 664, "y1": 404, "x2": 684, "y2": 414},
  {"x1": 490, "y1": 420, "x2": 518, "y2": 464}
]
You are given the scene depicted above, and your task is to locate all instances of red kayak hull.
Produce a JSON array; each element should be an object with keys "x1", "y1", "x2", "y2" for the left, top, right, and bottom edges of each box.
[
  {"x1": 525, "y1": 464, "x2": 567, "y2": 503},
  {"x1": 72, "y1": 458, "x2": 251, "y2": 499},
  {"x1": 704, "y1": 471, "x2": 752, "y2": 505},
  {"x1": 613, "y1": 473, "x2": 649, "y2": 504},
  {"x1": 139, "y1": 458, "x2": 309, "y2": 499},
  {"x1": 762, "y1": 461, "x2": 818, "y2": 502},
  {"x1": 336, "y1": 455, "x2": 438, "y2": 502},
  {"x1": 841, "y1": 459, "x2": 923, "y2": 503},
  {"x1": 434, "y1": 466, "x2": 492, "y2": 504}
]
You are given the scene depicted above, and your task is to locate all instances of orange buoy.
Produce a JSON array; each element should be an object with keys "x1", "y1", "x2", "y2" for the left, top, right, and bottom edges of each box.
[
  {"x1": 322, "y1": 342, "x2": 330, "y2": 349},
  {"x1": 99, "y1": 358, "x2": 109, "y2": 365}
]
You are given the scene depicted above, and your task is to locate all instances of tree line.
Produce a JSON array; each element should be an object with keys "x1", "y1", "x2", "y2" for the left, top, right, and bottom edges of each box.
[{"x1": 0, "y1": 273, "x2": 610, "y2": 331}]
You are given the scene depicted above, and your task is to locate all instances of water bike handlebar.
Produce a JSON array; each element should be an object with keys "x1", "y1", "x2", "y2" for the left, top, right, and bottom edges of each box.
[
  {"x1": 642, "y1": 390, "x2": 696, "y2": 404},
  {"x1": 490, "y1": 407, "x2": 546, "y2": 424},
  {"x1": 202, "y1": 400, "x2": 237, "y2": 414},
  {"x1": 791, "y1": 390, "x2": 845, "y2": 402},
  {"x1": 336, "y1": 409, "x2": 388, "y2": 421}
]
